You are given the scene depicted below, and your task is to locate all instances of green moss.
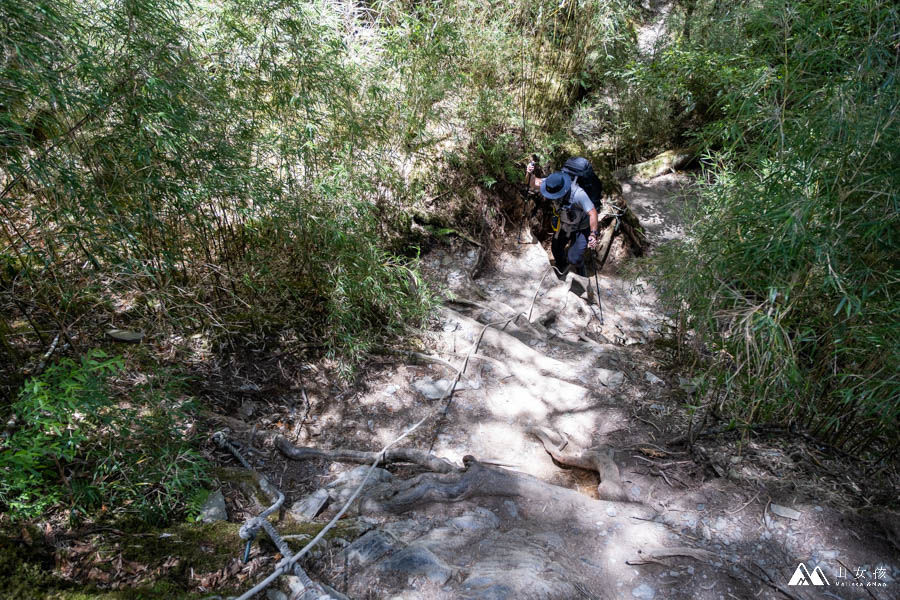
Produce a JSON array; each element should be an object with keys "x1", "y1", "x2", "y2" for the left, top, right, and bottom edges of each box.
[
  {"x1": 1, "y1": 495, "x2": 368, "y2": 599},
  {"x1": 113, "y1": 521, "x2": 243, "y2": 574},
  {"x1": 0, "y1": 522, "x2": 245, "y2": 600}
]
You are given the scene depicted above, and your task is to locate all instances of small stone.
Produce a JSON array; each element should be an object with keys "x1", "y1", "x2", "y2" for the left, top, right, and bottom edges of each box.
[
  {"x1": 814, "y1": 505, "x2": 824, "y2": 512},
  {"x1": 238, "y1": 399, "x2": 257, "y2": 418},
  {"x1": 503, "y1": 500, "x2": 518, "y2": 519},
  {"x1": 606, "y1": 506, "x2": 617, "y2": 517},
  {"x1": 678, "y1": 377, "x2": 697, "y2": 394},
  {"x1": 344, "y1": 530, "x2": 397, "y2": 567},
  {"x1": 696, "y1": 503, "x2": 705, "y2": 511},
  {"x1": 770, "y1": 504, "x2": 802, "y2": 520},
  {"x1": 631, "y1": 583, "x2": 656, "y2": 599},
  {"x1": 105, "y1": 328, "x2": 144, "y2": 343},
  {"x1": 606, "y1": 371, "x2": 626, "y2": 388},
  {"x1": 289, "y1": 489, "x2": 330, "y2": 521},
  {"x1": 644, "y1": 372, "x2": 664, "y2": 385},
  {"x1": 412, "y1": 378, "x2": 466, "y2": 400},
  {"x1": 687, "y1": 567, "x2": 695, "y2": 575},
  {"x1": 449, "y1": 511, "x2": 499, "y2": 531},
  {"x1": 199, "y1": 489, "x2": 227, "y2": 523},
  {"x1": 383, "y1": 384, "x2": 398, "y2": 396}
]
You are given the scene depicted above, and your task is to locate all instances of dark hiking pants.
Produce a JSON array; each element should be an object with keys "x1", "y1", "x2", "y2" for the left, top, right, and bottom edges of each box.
[{"x1": 551, "y1": 228, "x2": 589, "y2": 277}]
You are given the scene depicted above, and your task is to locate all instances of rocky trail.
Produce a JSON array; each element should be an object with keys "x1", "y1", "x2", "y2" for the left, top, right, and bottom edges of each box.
[{"x1": 205, "y1": 174, "x2": 898, "y2": 600}]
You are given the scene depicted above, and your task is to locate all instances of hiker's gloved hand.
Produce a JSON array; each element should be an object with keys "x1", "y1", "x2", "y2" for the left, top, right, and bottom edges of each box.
[{"x1": 588, "y1": 233, "x2": 598, "y2": 249}]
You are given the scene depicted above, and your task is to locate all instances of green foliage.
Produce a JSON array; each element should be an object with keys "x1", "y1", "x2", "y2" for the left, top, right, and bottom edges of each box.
[
  {"x1": 644, "y1": 0, "x2": 900, "y2": 451},
  {"x1": 0, "y1": 0, "x2": 643, "y2": 379},
  {"x1": 0, "y1": 351, "x2": 206, "y2": 524}
]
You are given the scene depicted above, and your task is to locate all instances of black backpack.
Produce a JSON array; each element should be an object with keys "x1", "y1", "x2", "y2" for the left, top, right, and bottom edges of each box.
[{"x1": 562, "y1": 157, "x2": 603, "y2": 205}]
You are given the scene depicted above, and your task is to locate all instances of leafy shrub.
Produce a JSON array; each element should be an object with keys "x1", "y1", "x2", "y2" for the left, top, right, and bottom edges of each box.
[
  {"x1": 645, "y1": 0, "x2": 900, "y2": 452},
  {"x1": 0, "y1": 351, "x2": 206, "y2": 524}
]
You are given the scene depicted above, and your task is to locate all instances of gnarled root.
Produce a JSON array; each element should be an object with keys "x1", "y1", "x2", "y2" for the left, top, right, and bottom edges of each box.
[
  {"x1": 275, "y1": 435, "x2": 460, "y2": 474},
  {"x1": 356, "y1": 457, "x2": 649, "y2": 521},
  {"x1": 528, "y1": 426, "x2": 629, "y2": 502},
  {"x1": 275, "y1": 440, "x2": 651, "y2": 522}
]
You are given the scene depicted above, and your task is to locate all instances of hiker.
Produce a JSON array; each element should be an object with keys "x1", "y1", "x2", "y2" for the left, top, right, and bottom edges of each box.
[{"x1": 527, "y1": 163, "x2": 600, "y2": 278}]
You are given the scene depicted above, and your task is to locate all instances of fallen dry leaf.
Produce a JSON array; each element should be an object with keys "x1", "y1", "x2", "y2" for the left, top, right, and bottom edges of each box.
[{"x1": 639, "y1": 447, "x2": 667, "y2": 458}]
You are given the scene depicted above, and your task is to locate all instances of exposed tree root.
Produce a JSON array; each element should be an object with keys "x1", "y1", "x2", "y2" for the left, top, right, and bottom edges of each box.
[
  {"x1": 528, "y1": 426, "x2": 629, "y2": 502},
  {"x1": 274, "y1": 435, "x2": 460, "y2": 474},
  {"x1": 355, "y1": 456, "x2": 650, "y2": 519},
  {"x1": 626, "y1": 546, "x2": 716, "y2": 566},
  {"x1": 275, "y1": 439, "x2": 653, "y2": 522}
]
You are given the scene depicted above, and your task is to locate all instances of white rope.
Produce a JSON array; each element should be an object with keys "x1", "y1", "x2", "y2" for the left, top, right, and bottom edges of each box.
[
  {"x1": 230, "y1": 267, "x2": 567, "y2": 599},
  {"x1": 231, "y1": 316, "x2": 518, "y2": 600}
]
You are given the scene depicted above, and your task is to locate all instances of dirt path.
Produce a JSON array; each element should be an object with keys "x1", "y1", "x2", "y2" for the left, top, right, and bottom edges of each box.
[{"x1": 216, "y1": 174, "x2": 897, "y2": 600}]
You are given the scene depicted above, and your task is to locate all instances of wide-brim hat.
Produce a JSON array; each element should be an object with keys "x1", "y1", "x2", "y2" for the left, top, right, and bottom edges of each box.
[{"x1": 540, "y1": 171, "x2": 571, "y2": 200}]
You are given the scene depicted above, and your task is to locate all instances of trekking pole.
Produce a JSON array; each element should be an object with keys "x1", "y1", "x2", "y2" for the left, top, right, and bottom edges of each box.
[{"x1": 518, "y1": 154, "x2": 540, "y2": 244}]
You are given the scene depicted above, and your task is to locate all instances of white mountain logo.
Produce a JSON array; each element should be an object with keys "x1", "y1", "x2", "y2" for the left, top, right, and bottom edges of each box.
[{"x1": 788, "y1": 563, "x2": 830, "y2": 586}]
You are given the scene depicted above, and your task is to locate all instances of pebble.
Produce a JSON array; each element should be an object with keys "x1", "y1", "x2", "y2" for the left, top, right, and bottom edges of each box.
[
  {"x1": 696, "y1": 503, "x2": 705, "y2": 511},
  {"x1": 343, "y1": 530, "x2": 397, "y2": 567},
  {"x1": 606, "y1": 371, "x2": 626, "y2": 388},
  {"x1": 606, "y1": 506, "x2": 617, "y2": 517},
  {"x1": 450, "y1": 511, "x2": 499, "y2": 531},
  {"x1": 631, "y1": 583, "x2": 656, "y2": 599},
  {"x1": 289, "y1": 488, "x2": 330, "y2": 521},
  {"x1": 503, "y1": 500, "x2": 518, "y2": 519},
  {"x1": 199, "y1": 489, "x2": 228, "y2": 523},
  {"x1": 644, "y1": 372, "x2": 664, "y2": 385}
]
